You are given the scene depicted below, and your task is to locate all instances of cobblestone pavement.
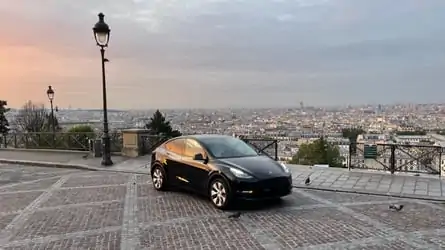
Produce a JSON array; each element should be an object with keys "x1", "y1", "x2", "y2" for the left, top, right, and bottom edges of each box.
[{"x1": 1, "y1": 165, "x2": 445, "y2": 249}]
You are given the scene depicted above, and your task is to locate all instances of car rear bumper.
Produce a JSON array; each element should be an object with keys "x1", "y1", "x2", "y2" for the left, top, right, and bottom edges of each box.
[{"x1": 232, "y1": 176, "x2": 293, "y2": 200}]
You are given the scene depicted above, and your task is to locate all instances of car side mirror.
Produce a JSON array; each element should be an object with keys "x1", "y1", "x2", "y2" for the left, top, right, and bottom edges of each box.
[
  {"x1": 193, "y1": 153, "x2": 209, "y2": 164},
  {"x1": 193, "y1": 153, "x2": 204, "y2": 161}
]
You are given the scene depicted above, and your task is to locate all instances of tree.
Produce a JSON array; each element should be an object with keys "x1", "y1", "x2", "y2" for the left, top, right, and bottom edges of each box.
[
  {"x1": 145, "y1": 110, "x2": 181, "y2": 137},
  {"x1": 289, "y1": 138, "x2": 344, "y2": 167},
  {"x1": 15, "y1": 101, "x2": 60, "y2": 133},
  {"x1": 45, "y1": 113, "x2": 61, "y2": 132},
  {"x1": 0, "y1": 100, "x2": 10, "y2": 135}
]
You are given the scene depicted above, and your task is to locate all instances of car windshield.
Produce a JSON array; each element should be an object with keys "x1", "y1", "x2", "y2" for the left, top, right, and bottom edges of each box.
[{"x1": 199, "y1": 136, "x2": 259, "y2": 159}]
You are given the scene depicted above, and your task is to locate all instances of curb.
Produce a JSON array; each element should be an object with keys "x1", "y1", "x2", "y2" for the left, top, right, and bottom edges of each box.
[
  {"x1": 0, "y1": 158, "x2": 150, "y2": 175},
  {"x1": 292, "y1": 185, "x2": 445, "y2": 202},
  {"x1": 0, "y1": 159, "x2": 99, "y2": 171}
]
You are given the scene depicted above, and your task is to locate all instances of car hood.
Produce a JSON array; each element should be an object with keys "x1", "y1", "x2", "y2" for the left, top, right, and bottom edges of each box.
[{"x1": 216, "y1": 155, "x2": 287, "y2": 179}]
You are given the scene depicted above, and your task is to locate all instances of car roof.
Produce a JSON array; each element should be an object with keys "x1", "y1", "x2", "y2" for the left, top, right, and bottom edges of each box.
[{"x1": 168, "y1": 134, "x2": 235, "y2": 142}]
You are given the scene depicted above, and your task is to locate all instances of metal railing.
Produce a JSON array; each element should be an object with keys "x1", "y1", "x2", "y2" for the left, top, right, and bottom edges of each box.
[
  {"x1": 139, "y1": 134, "x2": 279, "y2": 160},
  {"x1": 349, "y1": 143, "x2": 443, "y2": 175},
  {"x1": 1, "y1": 132, "x2": 123, "y2": 152},
  {"x1": 241, "y1": 137, "x2": 279, "y2": 161},
  {"x1": 140, "y1": 135, "x2": 170, "y2": 155},
  {"x1": 0, "y1": 132, "x2": 280, "y2": 161}
]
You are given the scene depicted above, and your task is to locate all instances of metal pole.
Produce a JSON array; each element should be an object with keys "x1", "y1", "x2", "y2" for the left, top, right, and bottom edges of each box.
[
  {"x1": 100, "y1": 46, "x2": 113, "y2": 166},
  {"x1": 50, "y1": 100, "x2": 55, "y2": 147}
]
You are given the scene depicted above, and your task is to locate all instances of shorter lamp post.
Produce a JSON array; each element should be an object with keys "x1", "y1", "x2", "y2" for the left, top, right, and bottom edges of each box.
[
  {"x1": 93, "y1": 12, "x2": 113, "y2": 166},
  {"x1": 46, "y1": 86, "x2": 56, "y2": 147}
]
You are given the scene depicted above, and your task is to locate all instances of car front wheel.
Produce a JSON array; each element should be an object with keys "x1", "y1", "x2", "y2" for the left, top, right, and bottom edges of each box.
[
  {"x1": 152, "y1": 165, "x2": 167, "y2": 191},
  {"x1": 209, "y1": 178, "x2": 232, "y2": 210}
]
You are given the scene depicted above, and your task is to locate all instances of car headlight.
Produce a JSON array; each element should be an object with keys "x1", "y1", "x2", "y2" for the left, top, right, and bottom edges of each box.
[
  {"x1": 280, "y1": 162, "x2": 290, "y2": 173},
  {"x1": 229, "y1": 167, "x2": 253, "y2": 179}
]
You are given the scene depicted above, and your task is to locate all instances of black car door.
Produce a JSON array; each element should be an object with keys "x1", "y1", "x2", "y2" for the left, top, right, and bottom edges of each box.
[
  {"x1": 182, "y1": 139, "x2": 211, "y2": 192},
  {"x1": 164, "y1": 138, "x2": 186, "y2": 185}
]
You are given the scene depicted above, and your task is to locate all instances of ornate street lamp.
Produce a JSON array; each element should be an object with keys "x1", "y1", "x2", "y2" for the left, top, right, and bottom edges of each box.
[
  {"x1": 93, "y1": 12, "x2": 113, "y2": 166},
  {"x1": 46, "y1": 86, "x2": 56, "y2": 146}
]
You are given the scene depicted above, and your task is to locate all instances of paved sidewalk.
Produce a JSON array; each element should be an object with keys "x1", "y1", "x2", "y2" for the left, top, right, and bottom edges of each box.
[
  {"x1": 0, "y1": 149, "x2": 150, "y2": 174},
  {"x1": 289, "y1": 165, "x2": 445, "y2": 201}
]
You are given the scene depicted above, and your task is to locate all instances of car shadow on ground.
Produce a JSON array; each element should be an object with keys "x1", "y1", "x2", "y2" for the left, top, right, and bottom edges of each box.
[{"x1": 167, "y1": 187, "x2": 292, "y2": 212}]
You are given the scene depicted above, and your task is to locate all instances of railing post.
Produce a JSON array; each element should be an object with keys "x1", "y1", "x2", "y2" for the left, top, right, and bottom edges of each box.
[
  {"x1": 348, "y1": 143, "x2": 352, "y2": 171},
  {"x1": 14, "y1": 134, "x2": 17, "y2": 148},
  {"x1": 390, "y1": 144, "x2": 396, "y2": 174},
  {"x1": 439, "y1": 148, "x2": 442, "y2": 176},
  {"x1": 52, "y1": 133, "x2": 56, "y2": 149},
  {"x1": 274, "y1": 140, "x2": 278, "y2": 161}
]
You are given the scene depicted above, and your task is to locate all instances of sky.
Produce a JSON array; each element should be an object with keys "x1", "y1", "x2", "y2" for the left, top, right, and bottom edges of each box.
[{"x1": 1, "y1": 0, "x2": 445, "y2": 109}]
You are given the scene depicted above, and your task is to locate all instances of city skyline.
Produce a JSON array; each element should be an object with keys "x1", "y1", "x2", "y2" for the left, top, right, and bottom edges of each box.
[{"x1": 2, "y1": 0, "x2": 445, "y2": 109}]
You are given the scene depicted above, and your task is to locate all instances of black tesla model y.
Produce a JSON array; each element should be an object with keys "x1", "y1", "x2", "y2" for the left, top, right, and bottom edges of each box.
[{"x1": 150, "y1": 134, "x2": 292, "y2": 209}]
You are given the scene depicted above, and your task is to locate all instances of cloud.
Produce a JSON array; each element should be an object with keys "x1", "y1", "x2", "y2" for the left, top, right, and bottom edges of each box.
[
  {"x1": 2, "y1": 0, "x2": 445, "y2": 109},
  {"x1": 276, "y1": 14, "x2": 294, "y2": 22}
]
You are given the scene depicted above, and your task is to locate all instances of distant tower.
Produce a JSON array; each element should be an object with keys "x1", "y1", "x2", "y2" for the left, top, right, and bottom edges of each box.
[{"x1": 300, "y1": 101, "x2": 304, "y2": 111}]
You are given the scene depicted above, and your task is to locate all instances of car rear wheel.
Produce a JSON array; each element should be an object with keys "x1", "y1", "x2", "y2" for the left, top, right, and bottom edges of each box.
[
  {"x1": 209, "y1": 178, "x2": 232, "y2": 210},
  {"x1": 152, "y1": 165, "x2": 167, "y2": 191}
]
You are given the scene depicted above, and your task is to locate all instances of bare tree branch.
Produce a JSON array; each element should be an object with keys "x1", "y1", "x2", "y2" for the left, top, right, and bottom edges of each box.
[{"x1": 15, "y1": 101, "x2": 49, "y2": 133}]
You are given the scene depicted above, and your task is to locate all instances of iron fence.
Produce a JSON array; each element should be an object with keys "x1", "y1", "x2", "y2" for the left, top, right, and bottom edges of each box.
[
  {"x1": 240, "y1": 136, "x2": 279, "y2": 161},
  {"x1": 140, "y1": 135, "x2": 170, "y2": 155},
  {"x1": 0, "y1": 132, "x2": 280, "y2": 160},
  {"x1": 138, "y1": 134, "x2": 279, "y2": 160},
  {"x1": 349, "y1": 143, "x2": 443, "y2": 175},
  {"x1": 1, "y1": 132, "x2": 123, "y2": 152}
]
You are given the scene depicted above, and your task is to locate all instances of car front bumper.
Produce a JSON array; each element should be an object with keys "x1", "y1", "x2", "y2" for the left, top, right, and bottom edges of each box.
[{"x1": 232, "y1": 176, "x2": 293, "y2": 200}]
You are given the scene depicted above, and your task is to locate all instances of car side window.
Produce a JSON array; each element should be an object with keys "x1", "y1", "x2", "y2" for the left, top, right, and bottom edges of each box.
[
  {"x1": 164, "y1": 139, "x2": 185, "y2": 156},
  {"x1": 184, "y1": 139, "x2": 206, "y2": 158}
]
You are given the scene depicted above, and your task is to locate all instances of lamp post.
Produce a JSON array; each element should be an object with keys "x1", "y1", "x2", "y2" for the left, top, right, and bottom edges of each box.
[
  {"x1": 46, "y1": 86, "x2": 56, "y2": 146},
  {"x1": 93, "y1": 12, "x2": 113, "y2": 166}
]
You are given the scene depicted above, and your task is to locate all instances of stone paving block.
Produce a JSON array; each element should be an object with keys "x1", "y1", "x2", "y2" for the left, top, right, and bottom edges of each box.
[
  {"x1": 416, "y1": 234, "x2": 445, "y2": 247},
  {"x1": 428, "y1": 192, "x2": 442, "y2": 197},
  {"x1": 40, "y1": 186, "x2": 127, "y2": 207},
  {"x1": 0, "y1": 213, "x2": 17, "y2": 231},
  {"x1": 11, "y1": 202, "x2": 124, "y2": 240},
  {"x1": 137, "y1": 184, "x2": 183, "y2": 198},
  {"x1": 4, "y1": 230, "x2": 121, "y2": 250},
  {"x1": 348, "y1": 202, "x2": 445, "y2": 233},
  {"x1": 0, "y1": 178, "x2": 60, "y2": 192},
  {"x1": 62, "y1": 173, "x2": 129, "y2": 187},
  {"x1": 342, "y1": 239, "x2": 418, "y2": 250},
  {"x1": 414, "y1": 190, "x2": 428, "y2": 196},
  {"x1": 140, "y1": 217, "x2": 263, "y2": 250},
  {"x1": 243, "y1": 208, "x2": 386, "y2": 249},
  {"x1": 0, "y1": 167, "x2": 74, "y2": 183},
  {"x1": 401, "y1": 188, "x2": 415, "y2": 195},
  {"x1": 137, "y1": 194, "x2": 223, "y2": 224},
  {"x1": 389, "y1": 185, "x2": 403, "y2": 193},
  {"x1": 136, "y1": 174, "x2": 151, "y2": 184},
  {"x1": 0, "y1": 191, "x2": 43, "y2": 213}
]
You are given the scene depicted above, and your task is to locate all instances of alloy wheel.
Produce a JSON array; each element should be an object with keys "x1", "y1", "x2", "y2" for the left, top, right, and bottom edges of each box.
[
  {"x1": 210, "y1": 181, "x2": 227, "y2": 207},
  {"x1": 152, "y1": 168, "x2": 163, "y2": 189}
]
